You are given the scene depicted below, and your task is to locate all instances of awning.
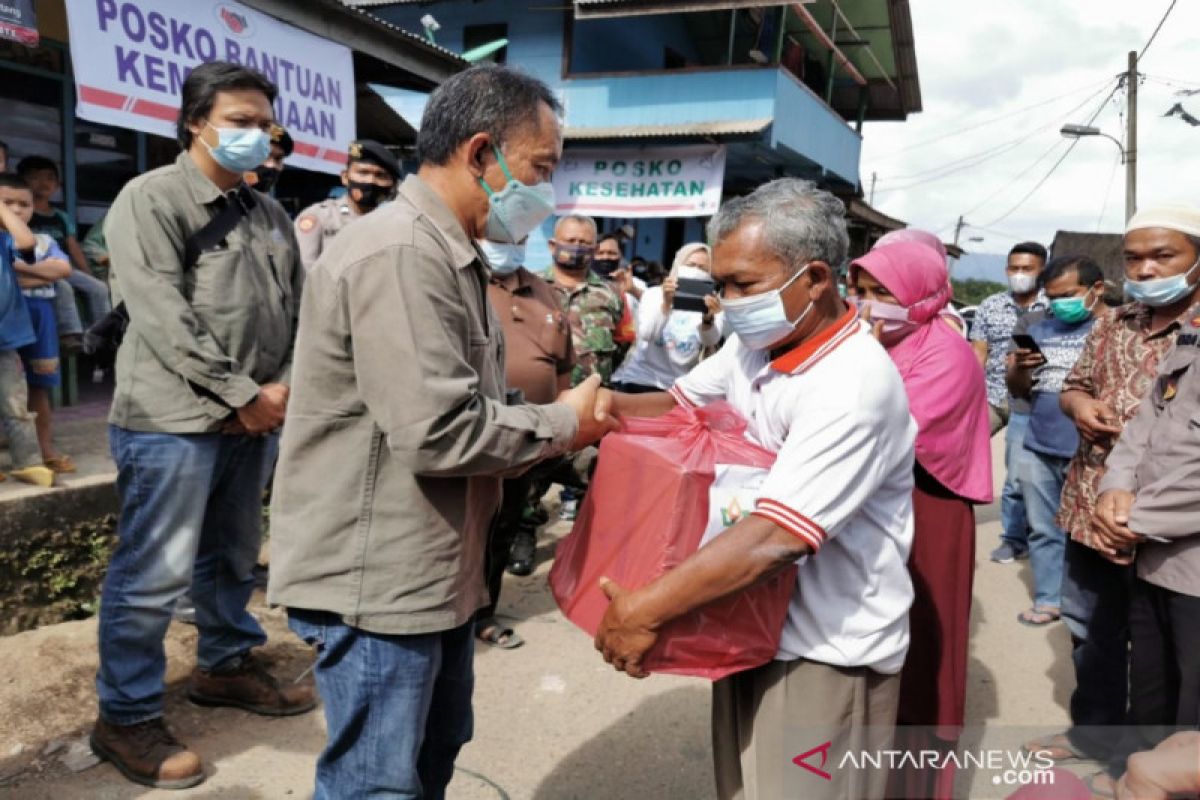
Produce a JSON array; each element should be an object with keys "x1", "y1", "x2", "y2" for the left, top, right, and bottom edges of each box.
[
  {"x1": 239, "y1": 0, "x2": 466, "y2": 88},
  {"x1": 844, "y1": 198, "x2": 904, "y2": 232},
  {"x1": 357, "y1": 85, "x2": 418, "y2": 145},
  {"x1": 564, "y1": 118, "x2": 773, "y2": 141},
  {"x1": 575, "y1": 0, "x2": 793, "y2": 18}
]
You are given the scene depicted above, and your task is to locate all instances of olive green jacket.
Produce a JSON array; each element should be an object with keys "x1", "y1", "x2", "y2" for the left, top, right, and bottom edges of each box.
[{"x1": 106, "y1": 152, "x2": 303, "y2": 433}]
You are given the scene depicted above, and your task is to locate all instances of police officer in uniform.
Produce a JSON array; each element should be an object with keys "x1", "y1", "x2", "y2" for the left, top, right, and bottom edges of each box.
[
  {"x1": 245, "y1": 123, "x2": 292, "y2": 194},
  {"x1": 294, "y1": 139, "x2": 400, "y2": 271}
]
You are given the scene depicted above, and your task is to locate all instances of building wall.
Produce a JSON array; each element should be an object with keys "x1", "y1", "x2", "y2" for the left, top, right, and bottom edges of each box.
[{"x1": 569, "y1": 15, "x2": 702, "y2": 74}]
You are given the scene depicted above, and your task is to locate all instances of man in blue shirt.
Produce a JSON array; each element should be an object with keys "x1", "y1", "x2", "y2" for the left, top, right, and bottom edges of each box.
[{"x1": 1007, "y1": 255, "x2": 1106, "y2": 627}]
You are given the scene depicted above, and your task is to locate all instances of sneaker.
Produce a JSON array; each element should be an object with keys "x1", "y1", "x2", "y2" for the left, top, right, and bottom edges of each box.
[
  {"x1": 507, "y1": 530, "x2": 537, "y2": 577},
  {"x1": 188, "y1": 652, "x2": 316, "y2": 717},
  {"x1": 90, "y1": 717, "x2": 204, "y2": 790},
  {"x1": 990, "y1": 543, "x2": 1029, "y2": 564},
  {"x1": 9, "y1": 465, "x2": 55, "y2": 488}
]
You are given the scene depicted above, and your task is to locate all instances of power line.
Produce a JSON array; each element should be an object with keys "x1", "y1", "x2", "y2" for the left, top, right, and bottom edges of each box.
[
  {"x1": 1138, "y1": 0, "x2": 1178, "y2": 61},
  {"x1": 872, "y1": 81, "x2": 1115, "y2": 195},
  {"x1": 980, "y1": 66, "x2": 1126, "y2": 227},
  {"x1": 869, "y1": 78, "x2": 1111, "y2": 161},
  {"x1": 1095, "y1": 151, "x2": 1122, "y2": 232}
]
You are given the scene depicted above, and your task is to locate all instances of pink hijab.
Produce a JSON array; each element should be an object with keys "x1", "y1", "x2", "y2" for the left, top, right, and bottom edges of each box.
[
  {"x1": 850, "y1": 242, "x2": 993, "y2": 503},
  {"x1": 875, "y1": 228, "x2": 947, "y2": 261}
]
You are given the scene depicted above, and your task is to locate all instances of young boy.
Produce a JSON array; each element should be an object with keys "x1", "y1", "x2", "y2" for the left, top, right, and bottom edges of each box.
[
  {"x1": 0, "y1": 175, "x2": 54, "y2": 487},
  {"x1": 0, "y1": 174, "x2": 73, "y2": 474},
  {"x1": 16, "y1": 156, "x2": 111, "y2": 343}
]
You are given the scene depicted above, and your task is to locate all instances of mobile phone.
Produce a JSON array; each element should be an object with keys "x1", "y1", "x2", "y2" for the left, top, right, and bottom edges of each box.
[
  {"x1": 1012, "y1": 333, "x2": 1042, "y2": 354},
  {"x1": 673, "y1": 277, "x2": 717, "y2": 313}
]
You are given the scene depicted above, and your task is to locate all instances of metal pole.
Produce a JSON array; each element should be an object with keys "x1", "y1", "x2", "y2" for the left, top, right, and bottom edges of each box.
[
  {"x1": 774, "y1": 6, "x2": 789, "y2": 64},
  {"x1": 726, "y1": 9, "x2": 737, "y2": 65},
  {"x1": 1125, "y1": 49, "x2": 1137, "y2": 221},
  {"x1": 869, "y1": 172, "x2": 877, "y2": 205},
  {"x1": 824, "y1": 12, "x2": 839, "y2": 104},
  {"x1": 952, "y1": 215, "x2": 965, "y2": 248}
]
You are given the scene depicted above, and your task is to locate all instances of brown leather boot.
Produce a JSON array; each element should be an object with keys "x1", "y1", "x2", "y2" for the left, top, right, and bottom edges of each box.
[
  {"x1": 187, "y1": 652, "x2": 316, "y2": 717},
  {"x1": 89, "y1": 717, "x2": 204, "y2": 789}
]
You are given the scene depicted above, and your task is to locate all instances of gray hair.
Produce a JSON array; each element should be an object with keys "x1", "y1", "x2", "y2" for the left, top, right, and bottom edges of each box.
[
  {"x1": 417, "y1": 65, "x2": 561, "y2": 166},
  {"x1": 707, "y1": 178, "x2": 848, "y2": 271},
  {"x1": 554, "y1": 214, "x2": 597, "y2": 238}
]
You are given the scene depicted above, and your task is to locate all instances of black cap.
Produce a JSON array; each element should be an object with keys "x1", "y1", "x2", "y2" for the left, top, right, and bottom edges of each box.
[
  {"x1": 348, "y1": 139, "x2": 401, "y2": 180},
  {"x1": 269, "y1": 124, "x2": 294, "y2": 157}
]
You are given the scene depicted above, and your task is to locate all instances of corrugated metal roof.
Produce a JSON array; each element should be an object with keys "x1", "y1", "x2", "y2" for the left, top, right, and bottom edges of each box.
[
  {"x1": 564, "y1": 118, "x2": 773, "y2": 140},
  {"x1": 327, "y1": 0, "x2": 468, "y2": 64},
  {"x1": 575, "y1": 0, "x2": 790, "y2": 18}
]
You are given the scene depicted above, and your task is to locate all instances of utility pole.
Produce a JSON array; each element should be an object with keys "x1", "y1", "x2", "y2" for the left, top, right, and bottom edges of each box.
[
  {"x1": 869, "y1": 172, "x2": 877, "y2": 205},
  {"x1": 1125, "y1": 49, "x2": 1138, "y2": 221},
  {"x1": 952, "y1": 215, "x2": 966, "y2": 249}
]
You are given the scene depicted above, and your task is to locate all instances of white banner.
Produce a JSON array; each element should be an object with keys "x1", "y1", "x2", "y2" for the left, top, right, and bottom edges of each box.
[
  {"x1": 553, "y1": 145, "x2": 726, "y2": 218},
  {"x1": 64, "y1": 0, "x2": 356, "y2": 175}
]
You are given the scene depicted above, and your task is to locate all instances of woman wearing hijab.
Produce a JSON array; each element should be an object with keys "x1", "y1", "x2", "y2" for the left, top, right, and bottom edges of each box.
[
  {"x1": 611, "y1": 242, "x2": 725, "y2": 393},
  {"x1": 873, "y1": 228, "x2": 969, "y2": 336},
  {"x1": 849, "y1": 241, "x2": 994, "y2": 800}
]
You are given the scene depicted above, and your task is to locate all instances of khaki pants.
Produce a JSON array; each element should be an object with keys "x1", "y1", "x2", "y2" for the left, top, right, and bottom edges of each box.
[{"x1": 712, "y1": 658, "x2": 900, "y2": 800}]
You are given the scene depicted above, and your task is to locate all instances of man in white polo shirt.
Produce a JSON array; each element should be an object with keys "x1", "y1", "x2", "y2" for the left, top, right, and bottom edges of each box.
[{"x1": 592, "y1": 178, "x2": 916, "y2": 800}]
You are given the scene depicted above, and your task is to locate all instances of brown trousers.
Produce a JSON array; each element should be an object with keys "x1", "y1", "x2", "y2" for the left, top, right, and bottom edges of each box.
[{"x1": 712, "y1": 658, "x2": 900, "y2": 800}]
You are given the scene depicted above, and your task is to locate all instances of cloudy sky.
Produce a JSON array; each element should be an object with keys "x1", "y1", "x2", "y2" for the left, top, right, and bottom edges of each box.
[{"x1": 860, "y1": 0, "x2": 1198, "y2": 259}]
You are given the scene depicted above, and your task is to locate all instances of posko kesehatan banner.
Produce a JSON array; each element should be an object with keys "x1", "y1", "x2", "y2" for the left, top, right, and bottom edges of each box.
[
  {"x1": 552, "y1": 145, "x2": 727, "y2": 218},
  {"x1": 64, "y1": 0, "x2": 355, "y2": 175}
]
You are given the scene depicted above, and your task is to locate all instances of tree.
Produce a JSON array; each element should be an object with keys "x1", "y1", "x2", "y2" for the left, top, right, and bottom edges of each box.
[{"x1": 952, "y1": 278, "x2": 1006, "y2": 307}]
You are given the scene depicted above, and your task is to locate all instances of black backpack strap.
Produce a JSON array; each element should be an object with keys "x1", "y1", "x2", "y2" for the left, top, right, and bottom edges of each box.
[{"x1": 183, "y1": 185, "x2": 257, "y2": 269}]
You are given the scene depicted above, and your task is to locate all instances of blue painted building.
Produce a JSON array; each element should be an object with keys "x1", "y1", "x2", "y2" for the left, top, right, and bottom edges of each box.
[{"x1": 356, "y1": 0, "x2": 922, "y2": 268}]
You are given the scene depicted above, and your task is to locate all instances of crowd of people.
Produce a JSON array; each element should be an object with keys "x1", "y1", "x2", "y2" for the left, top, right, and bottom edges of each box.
[{"x1": 2, "y1": 58, "x2": 1199, "y2": 800}]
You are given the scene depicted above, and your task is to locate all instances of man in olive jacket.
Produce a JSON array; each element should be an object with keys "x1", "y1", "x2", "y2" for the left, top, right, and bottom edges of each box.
[
  {"x1": 269, "y1": 65, "x2": 614, "y2": 799},
  {"x1": 91, "y1": 62, "x2": 311, "y2": 791}
]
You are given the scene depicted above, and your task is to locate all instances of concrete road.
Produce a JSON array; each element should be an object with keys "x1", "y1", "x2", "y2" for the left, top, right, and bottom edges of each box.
[{"x1": 2, "y1": 434, "x2": 1093, "y2": 799}]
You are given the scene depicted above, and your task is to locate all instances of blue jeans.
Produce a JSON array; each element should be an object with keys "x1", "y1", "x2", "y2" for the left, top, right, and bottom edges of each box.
[
  {"x1": 1016, "y1": 447, "x2": 1069, "y2": 609},
  {"x1": 288, "y1": 611, "x2": 475, "y2": 800},
  {"x1": 96, "y1": 427, "x2": 274, "y2": 725},
  {"x1": 1001, "y1": 411, "x2": 1031, "y2": 551}
]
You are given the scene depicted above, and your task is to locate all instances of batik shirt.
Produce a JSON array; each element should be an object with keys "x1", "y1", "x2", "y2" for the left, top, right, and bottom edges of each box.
[
  {"x1": 1056, "y1": 303, "x2": 1185, "y2": 549},
  {"x1": 969, "y1": 289, "x2": 1048, "y2": 411}
]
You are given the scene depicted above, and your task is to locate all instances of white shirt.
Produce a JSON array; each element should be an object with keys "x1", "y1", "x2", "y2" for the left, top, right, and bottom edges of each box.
[
  {"x1": 613, "y1": 285, "x2": 727, "y2": 389},
  {"x1": 672, "y1": 309, "x2": 917, "y2": 674}
]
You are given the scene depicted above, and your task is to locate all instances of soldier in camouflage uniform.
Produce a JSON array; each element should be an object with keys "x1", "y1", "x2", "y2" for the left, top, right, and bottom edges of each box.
[{"x1": 543, "y1": 214, "x2": 632, "y2": 387}]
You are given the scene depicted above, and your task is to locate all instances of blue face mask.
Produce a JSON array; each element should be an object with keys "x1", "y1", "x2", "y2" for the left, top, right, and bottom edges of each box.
[
  {"x1": 477, "y1": 239, "x2": 526, "y2": 275},
  {"x1": 720, "y1": 265, "x2": 813, "y2": 351},
  {"x1": 1050, "y1": 292, "x2": 1096, "y2": 324},
  {"x1": 202, "y1": 122, "x2": 271, "y2": 174},
  {"x1": 479, "y1": 146, "x2": 556, "y2": 245},
  {"x1": 1124, "y1": 257, "x2": 1200, "y2": 308}
]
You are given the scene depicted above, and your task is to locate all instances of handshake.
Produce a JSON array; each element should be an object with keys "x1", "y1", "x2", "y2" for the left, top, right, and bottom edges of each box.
[{"x1": 558, "y1": 375, "x2": 621, "y2": 451}]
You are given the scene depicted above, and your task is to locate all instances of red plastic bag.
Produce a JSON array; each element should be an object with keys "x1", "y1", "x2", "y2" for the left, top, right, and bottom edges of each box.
[{"x1": 549, "y1": 401, "x2": 798, "y2": 680}]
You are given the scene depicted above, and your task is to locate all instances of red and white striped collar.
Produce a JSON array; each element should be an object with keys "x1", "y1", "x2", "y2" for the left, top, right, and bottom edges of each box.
[{"x1": 769, "y1": 304, "x2": 861, "y2": 375}]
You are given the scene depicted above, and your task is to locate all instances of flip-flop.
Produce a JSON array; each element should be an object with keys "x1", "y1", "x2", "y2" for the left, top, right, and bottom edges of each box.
[
  {"x1": 1017, "y1": 606, "x2": 1062, "y2": 627},
  {"x1": 1083, "y1": 770, "x2": 1117, "y2": 799},
  {"x1": 476, "y1": 622, "x2": 524, "y2": 650},
  {"x1": 1022, "y1": 732, "x2": 1089, "y2": 764},
  {"x1": 44, "y1": 455, "x2": 77, "y2": 474}
]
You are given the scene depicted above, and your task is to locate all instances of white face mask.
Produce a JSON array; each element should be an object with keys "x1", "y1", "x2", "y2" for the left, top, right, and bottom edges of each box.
[
  {"x1": 720, "y1": 265, "x2": 813, "y2": 351},
  {"x1": 477, "y1": 239, "x2": 526, "y2": 275},
  {"x1": 676, "y1": 266, "x2": 709, "y2": 281},
  {"x1": 1008, "y1": 272, "x2": 1037, "y2": 294}
]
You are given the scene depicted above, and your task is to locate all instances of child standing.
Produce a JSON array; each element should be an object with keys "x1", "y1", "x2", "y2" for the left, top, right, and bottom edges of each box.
[
  {"x1": 16, "y1": 156, "x2": 112, "y2": 343},
  {"x1": 0, "y1": 174, "x2": 73, "y2": 474},
  {"x1": 0, "y1": 175, "x2": 54, "y2": 487}
]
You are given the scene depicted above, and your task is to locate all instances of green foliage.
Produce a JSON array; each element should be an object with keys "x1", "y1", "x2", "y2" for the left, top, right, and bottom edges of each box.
[
  {"x1": 951, "y1": 278, "x2": 1007, "y2": 307},
  {"x1": 0, "y1": 515, "x2": 118, "y2": 634}
]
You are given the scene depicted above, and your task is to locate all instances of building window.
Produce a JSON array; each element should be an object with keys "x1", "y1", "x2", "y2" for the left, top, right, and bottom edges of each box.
[{"x1": 463, "y1": 23, "x2": 508, "y2": 64}]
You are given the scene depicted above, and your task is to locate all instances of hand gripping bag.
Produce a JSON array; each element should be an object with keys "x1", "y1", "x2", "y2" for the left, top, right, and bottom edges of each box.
[{"x1": 549, "y1": 401, "x2": 798, "y2": 680}]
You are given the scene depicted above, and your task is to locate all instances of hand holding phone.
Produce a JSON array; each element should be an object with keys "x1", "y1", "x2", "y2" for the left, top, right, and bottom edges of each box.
[{"x1": 672, "y1": 277, "x2": 717, "y2": 313}]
